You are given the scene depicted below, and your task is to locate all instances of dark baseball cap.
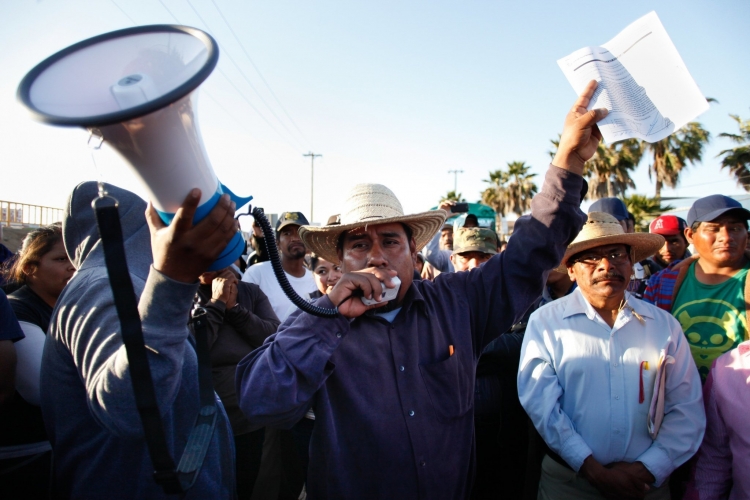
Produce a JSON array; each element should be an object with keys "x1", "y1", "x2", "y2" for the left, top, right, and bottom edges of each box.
[
  {"x1": 589, "y1": 198, "x2": 629, "y2": 221},
  {"x1": 687, "y1": 195, "x2": 750, "y2": 226},
  {"x1": 276, "y1": 211, "x2": 309, "y2": 231}
]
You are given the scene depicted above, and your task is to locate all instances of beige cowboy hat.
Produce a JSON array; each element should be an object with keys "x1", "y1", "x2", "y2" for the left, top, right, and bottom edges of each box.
[
  {"x1": 555, "y1": 212, "x2": 665, "y2": 272},
  {"x1": 298, "y1": 183, "x2": 447, "y2": 265}
]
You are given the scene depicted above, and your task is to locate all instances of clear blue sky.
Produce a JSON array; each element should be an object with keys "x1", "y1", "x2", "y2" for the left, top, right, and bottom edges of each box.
[{"x1": 1, "y1": 0, "x2": 748, "y2": 226}]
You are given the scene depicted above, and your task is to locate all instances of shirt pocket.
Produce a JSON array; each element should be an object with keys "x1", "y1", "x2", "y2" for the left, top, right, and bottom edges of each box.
[{"x1": 419, "y1": 354, "x2": 473, "y2": 423}]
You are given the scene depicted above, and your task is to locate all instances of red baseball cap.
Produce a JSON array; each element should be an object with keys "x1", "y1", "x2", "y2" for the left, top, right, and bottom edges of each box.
[{"x1": 649, "y1": 215, "x2": 687, "y2": 236}]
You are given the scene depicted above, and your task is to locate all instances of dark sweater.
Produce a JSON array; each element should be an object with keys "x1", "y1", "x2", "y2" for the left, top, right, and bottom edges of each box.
[{"x1": 196, "y1": 281, "x2": 279, "y2": 434}]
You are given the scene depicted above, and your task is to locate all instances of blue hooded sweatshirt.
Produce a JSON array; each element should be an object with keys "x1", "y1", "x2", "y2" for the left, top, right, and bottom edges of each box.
[{"x1": 41, "y1": 182, "x2": 235, "y2": 499}]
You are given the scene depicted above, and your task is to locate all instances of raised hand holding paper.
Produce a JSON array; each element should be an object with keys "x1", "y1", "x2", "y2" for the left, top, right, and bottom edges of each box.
[{"x1": 558, "y1": 11, "x2": 708, "y2": 144}]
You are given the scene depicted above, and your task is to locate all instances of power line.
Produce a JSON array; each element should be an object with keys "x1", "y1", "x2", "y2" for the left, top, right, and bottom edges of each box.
[
  {"x1": 156, "y1": 0, "x2": 303, "y2": 153},
  {"x1": 186, "y1": 0, "x2": 308, "y2": 151},
  {"x1": 111, "y1": 0, "x2": 282, "y2": 161},
  {"x1": 208, "y1": 0, "x2": 312, "y2": 147},
  {"x1": 200, "y1": 90, "x2": 286, "y2": 161},
  {"x1": 213, "y1": 67, "x2": 304, "y2": 152},
  {"x1": 156, "y1": 0, "x2": 181, "y2": 24},
  {"x1": 109, "y1": 0, "x2": 138, "y2": 25}
]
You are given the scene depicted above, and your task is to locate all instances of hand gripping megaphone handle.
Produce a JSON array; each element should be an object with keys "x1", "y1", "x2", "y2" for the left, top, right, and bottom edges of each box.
[
  {"x1": 153, "y1": 182, "x2": 252, "y2": 272},
  {"x1": 250, "y1": 206, "x2": 339, "y2": 318}
]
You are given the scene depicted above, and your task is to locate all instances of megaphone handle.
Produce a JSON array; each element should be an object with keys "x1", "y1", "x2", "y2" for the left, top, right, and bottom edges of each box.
[{"x1": 251, "y1": 207, "x2": 339, "y2": 318}]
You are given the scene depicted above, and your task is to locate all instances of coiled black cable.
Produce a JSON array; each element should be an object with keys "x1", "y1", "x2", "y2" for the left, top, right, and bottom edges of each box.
[{"x1": 250, "y1": 206, "x2": 339, "y2": 318}]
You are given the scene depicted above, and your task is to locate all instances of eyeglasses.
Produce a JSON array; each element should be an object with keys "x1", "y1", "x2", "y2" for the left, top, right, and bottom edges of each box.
[{"x1": 571, "y1": 250, "x2": 630, "y2": 266}]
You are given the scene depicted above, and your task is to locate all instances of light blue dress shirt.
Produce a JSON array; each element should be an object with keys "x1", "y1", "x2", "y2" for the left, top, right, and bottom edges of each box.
[{"x1": 518, "y1": 288, "x2": 705, "y2": 486}]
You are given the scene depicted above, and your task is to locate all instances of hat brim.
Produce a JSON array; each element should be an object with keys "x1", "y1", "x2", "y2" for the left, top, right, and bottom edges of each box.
[
  {"x1": 276, "y1": 221, "x2": 304, "y2": 232},
  {"x1": 554, "y1": 233, "x2": 665, "y2": 273},
  {"x1": 299, "y1": 210, "x2": 447, "y2": 265},
  {"x1": 691, "y1": 207, "x2": 750, "y2": 226},
  {"x1": 452, "y1": 245, "x2": 497, "y2": 256}
]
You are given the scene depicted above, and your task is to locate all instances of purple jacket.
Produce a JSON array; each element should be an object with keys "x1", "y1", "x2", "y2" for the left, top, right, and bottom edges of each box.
[{"x1": 236, "y1": 166, "x2": 587, "y2": 500}]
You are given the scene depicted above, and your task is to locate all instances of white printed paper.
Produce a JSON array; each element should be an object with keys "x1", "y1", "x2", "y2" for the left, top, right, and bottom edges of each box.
[{"x1": 558, "y1": 11, "x2": 709, "y2": 143}]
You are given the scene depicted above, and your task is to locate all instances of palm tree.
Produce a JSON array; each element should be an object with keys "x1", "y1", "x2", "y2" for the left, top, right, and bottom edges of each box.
[
  {"x1": 504, "y1": 161, "x2": 538, "y2": 215},
  {"x1": 643, "y1": 122, "x2": 710, "y2": 198},
  {"x1": 717, "y1": 113, "x2": 750, "y2": 191},
  {"x1": 548, "y1": 136, "x2": 641, "y2": 200},
  {"x1": 440, "y1": 190, "x2": 466, "y2": 203},
  {"x1": 480, "y1": 162, "x2": 538, "y2": 217},
  {"x1": 584, "y1": 140, "x2": 642, "y2": 200},
  {"x1": 622, "y1": 194, "x2": 674, "y2": 232},
  {"x1": 481, "y1": 169, "x2": 508, "y2": 217}
]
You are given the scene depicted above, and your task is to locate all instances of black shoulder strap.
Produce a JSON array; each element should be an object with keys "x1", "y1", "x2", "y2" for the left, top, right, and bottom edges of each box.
[{"x1": 92, "y1": 193, "x2": 217, "y2": 494}]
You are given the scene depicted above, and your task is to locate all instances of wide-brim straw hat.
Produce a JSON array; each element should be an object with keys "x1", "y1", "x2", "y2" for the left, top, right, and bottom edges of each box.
[
  {"x1": 299, "y1": 183, "x2": 447, "y2": 265},
  {"x1": 555, "y1": 212, "x2": 665, "y2": 272}
]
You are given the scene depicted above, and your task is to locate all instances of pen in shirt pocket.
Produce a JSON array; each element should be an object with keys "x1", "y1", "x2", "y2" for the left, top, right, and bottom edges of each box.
[
  {"x1": 639, "y1": 360, "x2": 649, "y2": 404},
  {"x1": 449, "y1": 345, "x2": 454, "y2": 357}
]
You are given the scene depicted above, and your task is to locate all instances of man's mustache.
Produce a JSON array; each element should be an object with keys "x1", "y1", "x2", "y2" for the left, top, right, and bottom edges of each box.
[{"x1": 592, "y1": 272, "x2": 625, "y2": 284}]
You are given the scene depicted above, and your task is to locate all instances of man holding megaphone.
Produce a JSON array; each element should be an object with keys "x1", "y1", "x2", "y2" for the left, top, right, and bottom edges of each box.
[{"x1": 40, "y1": 183, "x2": 238, "y2": 498}]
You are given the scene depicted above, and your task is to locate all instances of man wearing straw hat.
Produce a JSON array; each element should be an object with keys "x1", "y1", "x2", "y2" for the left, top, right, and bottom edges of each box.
[
  {"x1": 518, "y1": 212, "x2": 705, "y2": 500},
  {"x1": 237, "y1": 81, "x2": 602, "y2": 498}
]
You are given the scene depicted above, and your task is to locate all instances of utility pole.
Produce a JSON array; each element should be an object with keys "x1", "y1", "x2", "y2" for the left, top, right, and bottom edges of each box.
[
  {"x1": 448, "y1": 169, "x2": 464, "y2": 193},
  {"x1": 303, "y1": 152, "x2": 322, "y2": 222}
]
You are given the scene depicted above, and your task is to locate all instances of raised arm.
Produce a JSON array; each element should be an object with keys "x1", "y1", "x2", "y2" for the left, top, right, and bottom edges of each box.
[
  {"x1": 422, "y1": 227, "x2": 453, "y2": 273},
  {"x1": 52, "y1": 190, "x2": 239, "y2": 436},
  {"x1": 552, "y1": 79, "x2": 608, "y2": 175},
  {"x1": 454, "y1": 81, "x2": 607, "y2": 351}
]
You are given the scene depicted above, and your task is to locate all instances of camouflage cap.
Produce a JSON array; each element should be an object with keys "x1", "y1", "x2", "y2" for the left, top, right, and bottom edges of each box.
[{"x1": 452, "y1": 227, "x2": 498, "y2": 256}]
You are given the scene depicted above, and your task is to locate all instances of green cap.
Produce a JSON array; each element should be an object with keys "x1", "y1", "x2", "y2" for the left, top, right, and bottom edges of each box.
[{"x1": 452, "y1": 227, "x2": 497, "y2": 255}]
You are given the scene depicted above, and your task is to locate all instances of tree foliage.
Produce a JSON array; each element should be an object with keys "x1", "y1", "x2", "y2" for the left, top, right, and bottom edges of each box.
[
  {"x1": 549, "y1": 136, "x2": 642, "y2": 200},
  {"x1": 481, "y1": 161, "x2": 538, "y2": 216},
  {"x1": 584, "y1": 140, "x2": 642, "y2": 200},
  {"x1": 440, "y1": 190, "x2": 466, "y2": 203},
  {"x1": 643, "y1": 122, "x2": 710, "y2": 198},
  {"x1": 623, "y1": 194, "x2": 674, "y2": 232},
  {"x1": 717, "y1": 113, "x2": 750, "y2": 192}
]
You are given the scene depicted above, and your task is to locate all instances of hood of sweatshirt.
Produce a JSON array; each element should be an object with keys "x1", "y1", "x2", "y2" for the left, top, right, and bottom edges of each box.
[{"x1": 63, "y1": 181, "x2": 152, "y2": 280}]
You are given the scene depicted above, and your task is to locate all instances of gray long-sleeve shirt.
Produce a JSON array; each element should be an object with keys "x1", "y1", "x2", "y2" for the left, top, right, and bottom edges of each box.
[{"x1": 41, "y1": 182, "x2": 235, "y2": 499}]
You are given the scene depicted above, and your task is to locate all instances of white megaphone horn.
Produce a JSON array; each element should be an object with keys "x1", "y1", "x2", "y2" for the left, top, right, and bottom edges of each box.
[{"x1": 17, "y1": 25, "x2": 251, "y2": 271}]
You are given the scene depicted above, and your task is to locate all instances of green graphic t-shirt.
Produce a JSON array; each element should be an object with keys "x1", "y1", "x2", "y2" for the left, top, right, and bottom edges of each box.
[{"x1": 673, "y1": 261, "x2": 749, "y2": 382}]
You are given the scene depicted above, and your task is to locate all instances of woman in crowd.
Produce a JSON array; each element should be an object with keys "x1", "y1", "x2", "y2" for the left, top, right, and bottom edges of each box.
[
  {"x1": 309, "y1": 253, "x2": 343, "y2": 299},
  {"x1": 1, "y1": 223, "x2": 75, "y2": 498}
]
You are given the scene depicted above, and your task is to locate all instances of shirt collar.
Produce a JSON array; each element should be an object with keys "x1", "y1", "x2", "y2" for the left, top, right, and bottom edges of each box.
[{"x1": 562, "y1": 287, "x2": 655, "y2": 321}]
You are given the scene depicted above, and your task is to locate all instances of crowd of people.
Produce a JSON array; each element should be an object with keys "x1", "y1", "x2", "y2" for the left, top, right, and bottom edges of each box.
[{"x1": 0, "y1": 81, "x2": 748, "y2": 500}]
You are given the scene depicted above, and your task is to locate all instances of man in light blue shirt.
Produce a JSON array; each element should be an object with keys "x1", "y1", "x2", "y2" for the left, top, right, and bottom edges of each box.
[{"x1": 518, "y1": 212, "x2": 705, "y2": 500}]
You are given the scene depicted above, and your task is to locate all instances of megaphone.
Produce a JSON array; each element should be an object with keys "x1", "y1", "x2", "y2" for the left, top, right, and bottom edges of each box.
[{"x1": 17, "y1": 25, "x2": 251, "y2": 271}]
